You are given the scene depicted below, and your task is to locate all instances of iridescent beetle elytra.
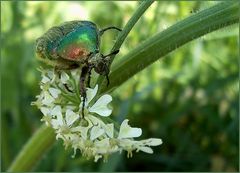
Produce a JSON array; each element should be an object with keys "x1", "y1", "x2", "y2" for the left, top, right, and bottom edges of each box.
[{"x1": 36, "y1": 20, "x2": 121, "y2": 117}]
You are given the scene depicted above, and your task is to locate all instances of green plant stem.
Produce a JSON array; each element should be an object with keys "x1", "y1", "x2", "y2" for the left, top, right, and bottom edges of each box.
[
  {"x1": 96, "y1": 0, "x2": 154, "y2": 87},
  {"x1": 100, "y1": 2, "x2": 239, "y2": 94},
  {"x1": 7, "y1": 125, "x2": 55, "y2": 172}
]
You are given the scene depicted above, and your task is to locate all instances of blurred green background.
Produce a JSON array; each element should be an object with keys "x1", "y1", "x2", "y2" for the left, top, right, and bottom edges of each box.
[{"x1": 1, "y1": 1, "x2": 239, "y2": 172}]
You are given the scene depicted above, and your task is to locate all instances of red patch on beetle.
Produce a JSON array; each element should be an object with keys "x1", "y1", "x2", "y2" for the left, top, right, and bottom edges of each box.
[{"x1": 66, "y1": 46, "x2": 88, "y2": 61}]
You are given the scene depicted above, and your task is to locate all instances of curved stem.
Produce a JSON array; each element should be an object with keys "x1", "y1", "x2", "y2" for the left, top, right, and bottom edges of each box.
[
  {"x1": 96, "y1": 0, "x2": 155, "y2": 87},
  {"x1": 7, "y1": 125, "x2": 55, "y2": 172}
]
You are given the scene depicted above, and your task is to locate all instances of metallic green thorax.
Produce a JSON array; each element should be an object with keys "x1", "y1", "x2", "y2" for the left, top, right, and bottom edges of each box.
[
  {"x1": 56, "y1": 25, "x2": 99, "y2": 62},
  {"x1": 36, "y1": 21, "x2": 100, "y2": 68}
]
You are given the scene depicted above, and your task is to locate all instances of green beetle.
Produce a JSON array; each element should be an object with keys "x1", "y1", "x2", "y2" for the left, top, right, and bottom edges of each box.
[{"x1": 36, "y1": 20, "x2": 121, "y2": 117}]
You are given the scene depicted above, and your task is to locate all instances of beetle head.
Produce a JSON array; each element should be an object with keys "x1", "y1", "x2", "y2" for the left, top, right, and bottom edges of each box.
[{"x1": 35, "y1": 38, "x2": 47, "y2": 59}]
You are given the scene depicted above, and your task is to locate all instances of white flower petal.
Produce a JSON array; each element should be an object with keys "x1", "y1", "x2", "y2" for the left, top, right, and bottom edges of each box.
[
  {"x1": 40, "y1": 107, "x2": 50, "y2": 116},
  {"x1": 138, "y1": 146, "x2": 153, "y2": 154},
  {"x1": 86, "y1": 85, "x2": 98, "y2": 105},
  {"x1": 142, "y1": 138, "x2": 163, "y2": 146},
  {"x1": 95, "y1": 138, "x2": 110, "y2": 147},
  {"x1": 90, "y1": 126, "x2": 105, "y2": 140},
  {"x1": 118, "y1": 119, "x2": 142, "y2": 139},
  {"x1": 94, "y1": 138, "x2": 111, "y2": 154},
  {"x1": 65, "y1": 109, "x2": 79, "y2": 126},
  {"x1": 60, "y1": 71, "x2": 69, "y2": 83},
  {"x1": 87, "y1": 115, "x2": 103, "y2": 126},
  {"x1": 50, "y1": 106, "x2": 64, "y2": 127},
  {"x1": 71, "y1": 121, "x2": 92, "y2": 133},
  {"x1": 79, "y1": 126, "x2": 89, "y2": 140},
  {"x1": 103, "y1": 123, "x2": 114, "y2": 138},
  {"x1": 118, "y1": 138, "x2": 136, "y2": 148},
  {"x1": 89, "y1": 94, "x2": 112, "y2": 117},
  {"x1": 51, "y1": 105, "x2": 62, "y2": 117},
  {"x1": 41, "y1": 75, "x2": 50, "y2": 83},
  {"x1": 51, "y1": 119, "x2": 62, "y2": 129},
  {"x1": 70, "y1": 126, "x2": 82, "y2": 133},
  {"x1": 49, "y1": 88, "x2": 61, "y2": 98},
  {"x1": 47, "y1": 70, "x2": 55, "y2": 79},
  {"x1": 42, "y1": 91, "x2": 54, "y2": 105}
]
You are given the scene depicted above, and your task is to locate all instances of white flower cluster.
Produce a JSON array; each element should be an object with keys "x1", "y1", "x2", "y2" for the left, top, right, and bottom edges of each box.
[{"x1": 32, "y1": 69, "x2": 162, "y2": 162}]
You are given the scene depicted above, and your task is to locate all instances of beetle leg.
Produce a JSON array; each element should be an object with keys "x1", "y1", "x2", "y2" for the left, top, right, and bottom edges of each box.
[
  {"x1": 99, "y1": 26, "x2": 122, "y2": 36},
  {"x1": 103, "y1": 50, "x2": 120, "y2": 58},
  {"x1": 105, "y1": 73, "x2": 110, "y2": 87},
  {"x1": 100, "y1": 61, "x2": 110, "y2": 87},
  {"x1": 87, "y1": 66, "x2": 93, "y2": 88},
  {"x1": 80, "y1": 66, "x2": 89, "y2": 118},
  {"x1": 86, "y1": 51, "x2": 98, "y2": 88},
  {"x1": 104, "y1": 64, "x2": 110, "y2": 86},
  {"x1": 102, "y1": 49, "x2": 120, "y2": 66},
  {"x1": 87, "y1": 70, "x2": 91, "y2": 88}
]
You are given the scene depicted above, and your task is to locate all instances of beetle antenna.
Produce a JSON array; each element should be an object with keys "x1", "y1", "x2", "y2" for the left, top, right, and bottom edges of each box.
[
  {"x1": 102, "y1": 50, "x2": 119, "y2": 58},
  {"x1": 100, "y1": 26, "x2": 122, "y2": 36}
]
